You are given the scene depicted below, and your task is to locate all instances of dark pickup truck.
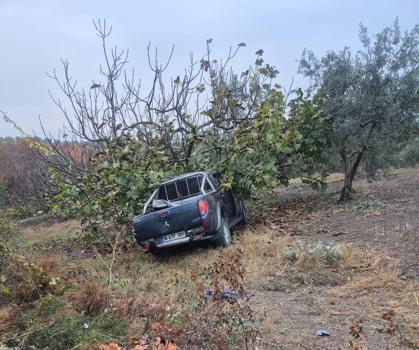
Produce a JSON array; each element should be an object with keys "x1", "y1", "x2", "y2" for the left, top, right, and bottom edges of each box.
[{"x1": 132, "y1": 171, "x2": 246, "y2": 253}]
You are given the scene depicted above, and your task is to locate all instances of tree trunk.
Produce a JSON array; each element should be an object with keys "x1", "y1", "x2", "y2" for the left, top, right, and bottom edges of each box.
[
  {"x1": 339, "y1": 148, "x2": 365, "y2": 203},
  {"x1": 340, "y1": 157, "x2": 353, "y2": 202},
  {"x1": 365, "y1": 153, "x2": 377, "y2": 183}
]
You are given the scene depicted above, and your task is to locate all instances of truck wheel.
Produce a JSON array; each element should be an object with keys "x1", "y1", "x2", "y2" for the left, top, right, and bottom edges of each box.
[
  {"x1": 239, "y1": 202, "x2": 247, "y2": 226},
  {"x1": 148, "y1": 246, "x2": 161, "y2": 256},
  {"x1": 216, "y1": 217, "x2": 232, "y2": 247}
]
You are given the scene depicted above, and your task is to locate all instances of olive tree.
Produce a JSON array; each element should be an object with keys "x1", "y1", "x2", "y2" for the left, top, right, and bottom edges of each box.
[{"x1": 299, "y1": 19, "x2": 419, "y2": 201}]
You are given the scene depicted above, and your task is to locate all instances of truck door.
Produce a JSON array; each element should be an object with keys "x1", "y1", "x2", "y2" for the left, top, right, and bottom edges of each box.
[{"x1": 209, "y1": 172, "x2": 235, "y2": 219}]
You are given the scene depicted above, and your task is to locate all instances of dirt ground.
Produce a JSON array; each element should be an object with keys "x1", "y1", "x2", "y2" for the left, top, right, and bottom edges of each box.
[
  {"x1": 248, "y1": 167, "x2": 418, "y2": 349},
  {"x1": 4, "y1": 167, "x2": 418, "y2": 349}
]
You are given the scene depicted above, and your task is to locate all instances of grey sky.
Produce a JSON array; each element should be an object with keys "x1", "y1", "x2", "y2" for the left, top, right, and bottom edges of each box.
[{"x1": 1, "y1": 0, "x2": 418, "y2": 137}]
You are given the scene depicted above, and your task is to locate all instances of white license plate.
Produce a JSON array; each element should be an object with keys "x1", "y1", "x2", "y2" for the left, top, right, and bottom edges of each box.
[{"x1": 162, "y1": 231, "x2": 186, "y2": 242}]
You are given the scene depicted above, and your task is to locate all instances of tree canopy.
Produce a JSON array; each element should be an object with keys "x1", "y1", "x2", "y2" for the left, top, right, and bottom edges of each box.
[
  {"x1": 299, "y1": 19, "x2": 419, "y2": 201},
  {"x1": 38, "y1": 21, "x2": 329, "y2": 238}
]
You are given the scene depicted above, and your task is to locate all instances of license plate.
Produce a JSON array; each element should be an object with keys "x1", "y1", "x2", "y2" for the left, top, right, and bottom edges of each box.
[{"x1": 162, "y1": 231, "x2": 186, "y2": 242}]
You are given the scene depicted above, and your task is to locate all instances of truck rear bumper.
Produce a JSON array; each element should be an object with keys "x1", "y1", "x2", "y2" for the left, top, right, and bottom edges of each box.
[
  {"x1": 156, "y1": 236, "x2": 191, "y2": 248},
  {"x1": 137, "y1": 225, "x2": 214, "y2": 249}
]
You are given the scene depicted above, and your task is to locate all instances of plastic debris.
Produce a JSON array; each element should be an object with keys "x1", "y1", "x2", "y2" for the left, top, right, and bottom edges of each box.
[
  {"x1": 204, "y1": 287, "x2": 238, "y2": 302},
  {"x1": 315, "y1": 329, "x2": 330, "y2": 336}
]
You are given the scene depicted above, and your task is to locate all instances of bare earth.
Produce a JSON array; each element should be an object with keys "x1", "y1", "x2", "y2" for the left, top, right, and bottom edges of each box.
[
  {"x1": 249, "y1": 167, "x2": 418, "y2": 349},
  {"x1": 6, "y1": 167, "x2": 418, "y2": 349}
]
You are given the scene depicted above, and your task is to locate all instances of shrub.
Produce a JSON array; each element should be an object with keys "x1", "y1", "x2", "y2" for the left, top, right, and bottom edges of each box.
[
  {"x1": 282, "y1": 240, "x2": 343, "y2": 267},
  {"x1": 187, "y1": 249, "x2": 259, "y2": 349},
  {"x1": 0, "y1": 254, "x2": 61, "y2": 304},
  {"x1": 0, "y1": 210, "x2": 16, "y2": 282},
  {"x1": 0, "y1": 304, "x2": 18, "y2": 335},
  {"x1": 24, "y1": 313, "x2": 128, "y2": 350},
  {"x1": 71, "y1": 280, "x2": 108, "y2": 316},
  {"x1": 400, "y1": 137, "x2": 419, "y2": 166},
  {"x1": 281, "y1": 241, "x2": 303, "y2": 262},
  {"x1": 352, "y1": 200, "x2": 384, "y2": 212},
  {"x1": 0, "y1": 211, "x2": 59, "y2": 304},
  {"x1": 35, "y1": 294, "x2": 67, "y2": 318},
  {"x1": 0, "y1": 210, "x2": 15, "y2": 244},
  {"x1": 115, "y1": 249, "x2": 259, "y2": 349}
]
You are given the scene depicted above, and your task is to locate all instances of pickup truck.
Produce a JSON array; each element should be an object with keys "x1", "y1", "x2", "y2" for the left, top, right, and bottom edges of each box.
[{"x1": 132, "y1": 171, "x2": 246, "y2": 253}]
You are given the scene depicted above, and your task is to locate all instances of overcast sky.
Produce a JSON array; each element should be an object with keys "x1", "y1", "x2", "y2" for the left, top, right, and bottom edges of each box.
[{"x1": 0, "y1": 0, "x2": 418, "y2": 137}]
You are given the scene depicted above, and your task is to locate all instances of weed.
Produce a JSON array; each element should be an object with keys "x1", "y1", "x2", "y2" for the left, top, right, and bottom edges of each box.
[
  {"x1": 347, "y1": 318, "x2": 367, "y2": 350},
  {"x1": 349, "y1": 318, "x2": 364, "y2": 339},
  {"x1": 281, "y1": 241, "x2": 301, "y2": 262},
  {"x1": 35, "y1": 294, "x2": 67, "y2": 318},
  {"x1": 187, "y1": 248, "x2": 259, "y2": 349},
  {"x1": 282, "y1": 240, "x2": 343, "y2": 267},
  {"x1": 352, "y1": 199, "x2": 384, "y2": 212},
  {"x1": 380, "y1": 308, "x2": 418, "y2": 348},
  {"x1": 0, "y1": 211, "x2": 15, "y2": 243},
  {"x1": 72, "y1": 279, "x2": 108, "y2": 316},
  {"x1": 1, "y1": 254, "x2": 61, "y2": 304},
  {"x1": 0, "y1": 304, "x2": 18, "y2": 335},
  {"x1": 265, "y1": 241, "x2": 375, "y2": 291},
  {"x1": 382, "y1": 309, "x2": 397, "y2": 336},
  {"x1": 23, "y1": 313, "x2": 128, "y2": 350}
]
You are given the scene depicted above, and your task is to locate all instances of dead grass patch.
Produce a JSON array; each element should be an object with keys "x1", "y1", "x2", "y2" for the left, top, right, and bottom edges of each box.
[
  {"x1": 18, "y1": 219, "x2": 80, "y2": 248},
  {"x1": 71, "y1": 279, "x2": 108, "y2": 315},
  {"x1": 1, "y1": 254, "x2": 63, "y2": 304},
  {"x1": 343, "y1": 269, "x2": 408, "y2": 291},
  {"x1": 262, "y1": 241, "x2": 380, "y2": 291},
  {"x1": 111, "y1": 295, "x2": 147, "y2": 321},
  {"x1": 238, "y1": 226, "x2": 290, "y2": 277},
  {"x1": 37, "y1": 255, "x2": 66, "y2": 277},
  {"x1": 0, "y1": 303, "x2": 18, "y2": 335}
]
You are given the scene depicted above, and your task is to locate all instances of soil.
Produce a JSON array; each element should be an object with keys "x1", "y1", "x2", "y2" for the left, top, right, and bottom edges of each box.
[
  {"x1": 4, "y1": 167, "x2": 418, "y2": 349},
  {"x1": 249, "y1": 167, "x2": 418, "y2": 349}
]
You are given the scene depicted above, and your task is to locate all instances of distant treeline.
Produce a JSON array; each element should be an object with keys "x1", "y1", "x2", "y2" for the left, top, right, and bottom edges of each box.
[{"x1": 0, "y1": 137, "x2": 95, "y2": 216}]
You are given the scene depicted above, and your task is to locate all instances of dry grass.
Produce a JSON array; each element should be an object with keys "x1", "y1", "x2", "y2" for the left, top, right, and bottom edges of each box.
[
  {"x1": 238, "y1": 226, "x2": 290, "y2": 277},
  {"x1": 1, "y1": 254, "x2": 63, "y2": 304},
  {"x1": 2, "y1": 168, "x2": 418, "y2": 349},
  {"x1": 288, "y1": 172, "x2": 344, "y2": 185},
  {"x1": 340, "y1": 269, "x2": 408, "y2": 291},
  {"x1": 18, "y1": 219, "x2": 80, "y2": 248},
  {"x1": 0, "y1": 304, "x2": 18, "y2": 335},
  {"x1": 37, "y1": 255, "x2": 67, "y2": 277},
  {"x1": 71, "y1": 279, "x2": 108, "y2": 315}
]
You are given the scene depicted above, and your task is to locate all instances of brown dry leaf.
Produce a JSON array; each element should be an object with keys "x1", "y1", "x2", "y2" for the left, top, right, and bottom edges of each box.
[
  {"x1": 166, "y1": 343, "x2": 178, "y2": 350},
  {"x1": 150, "y1": 337, "x2": 178, "y2": 350},
  {"x1": 98, "y1": 342, "x2": 121, "y2": 350},
  {"x1": 132, "y1": 345, "x2": 148, "y2": 350},
  {"x1": 130, "y1": 334, "x2": 149, "y2": 350},
  {"x1": 152, "y1": 336, "x2": 163, "y2": 350}
]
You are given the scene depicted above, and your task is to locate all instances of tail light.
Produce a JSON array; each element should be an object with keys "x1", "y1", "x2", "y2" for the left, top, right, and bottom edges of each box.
[{"x1": 198, "y1": 199, "x2": 209, "y2": 216}]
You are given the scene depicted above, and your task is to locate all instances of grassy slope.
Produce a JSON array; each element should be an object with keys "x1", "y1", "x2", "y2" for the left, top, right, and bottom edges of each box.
[
  {"x1": 0, "y1": 178, "x2": 7, "y2": 211},
  {"x1": 1, "y1": 167, "x2": 418, "y2": 349}
]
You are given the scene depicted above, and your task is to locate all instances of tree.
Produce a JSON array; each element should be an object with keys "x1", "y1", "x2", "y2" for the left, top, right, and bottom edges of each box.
[
  {"x1": 0, "y1": 136, "x2": 50, "y2": 214},
  {"x1": 41, "y1": 21, "x2": 277, "y2": 171},
  {"x1": 299, "y1": 19, "x2": 419, "y2": 201},
  {"x1": 29, "y1": 20, "x2": 330, "y2": 239}
]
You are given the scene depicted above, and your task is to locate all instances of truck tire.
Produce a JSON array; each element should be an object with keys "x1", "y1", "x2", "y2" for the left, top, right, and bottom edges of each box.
[
  {"x1": 216, "y1": 216, "x2": 231, "y2": 247},
  {"x1": 239, "y1": 202, "x2": 247, "y2": 226},
  {"x1": 149, "y1": 246, "x2": 161, "y2": 255}
]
